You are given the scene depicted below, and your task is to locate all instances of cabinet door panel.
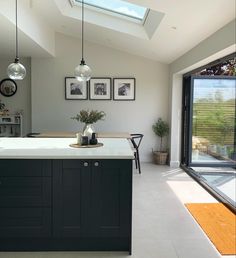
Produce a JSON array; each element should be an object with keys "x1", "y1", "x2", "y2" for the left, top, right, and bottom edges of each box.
[
  {"x1": 91, "y1": 160, "x2": 132, "y2": 238},
  {"x1": 53, "y1": 160, "x2": 90, "y2": 237},
  {"x1": 0, "y1": 177, "x2": 51, "y2": 207},
  {"x1": 0, "y1": 207, "x2": 51, "y2": 237}
]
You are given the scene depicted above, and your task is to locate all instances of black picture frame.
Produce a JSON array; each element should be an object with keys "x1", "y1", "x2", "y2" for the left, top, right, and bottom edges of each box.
[
  {"x1": 0, "y1": 78, "x2": 17, "y2": 97},
  {"x1": 113, "y1": 78, "x2": 135, "y2": 101},
  {"x1": 65, "y1": 77, "x2": 88, "y2": 100},
  {"x1": 89, "y1": 77, "x2": 112, "y2": 100}
]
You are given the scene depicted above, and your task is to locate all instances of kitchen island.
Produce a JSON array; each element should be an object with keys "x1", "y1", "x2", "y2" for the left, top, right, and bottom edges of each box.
[{"x1": 0, "y1": 138, "x2": 134, "y2": 254}]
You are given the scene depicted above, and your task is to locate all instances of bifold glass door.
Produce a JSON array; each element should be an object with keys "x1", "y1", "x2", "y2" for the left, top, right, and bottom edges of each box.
[{"x1": 182, "y1": 76, "x2": 236, "y2": 167}]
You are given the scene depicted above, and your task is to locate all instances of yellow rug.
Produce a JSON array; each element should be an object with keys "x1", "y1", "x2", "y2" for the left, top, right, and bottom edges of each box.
[{"x1": 185, "y1": 203, "x2": 236, "y2": 255}]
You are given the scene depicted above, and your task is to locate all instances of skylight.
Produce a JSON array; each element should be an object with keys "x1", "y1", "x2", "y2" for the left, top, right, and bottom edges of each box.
[{"x1": 74, "y1": 0, "x2": 148, "y2": 22}]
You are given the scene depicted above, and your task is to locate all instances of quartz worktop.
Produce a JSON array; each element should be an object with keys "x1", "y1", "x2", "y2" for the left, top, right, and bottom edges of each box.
[{"x1": 0, "y1": 137, "x2": 134, "y2": 159}]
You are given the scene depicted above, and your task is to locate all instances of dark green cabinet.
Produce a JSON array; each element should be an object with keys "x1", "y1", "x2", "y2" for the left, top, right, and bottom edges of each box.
[{"x1": 0, "y1": 159, "x2": 132, "y2": 253}]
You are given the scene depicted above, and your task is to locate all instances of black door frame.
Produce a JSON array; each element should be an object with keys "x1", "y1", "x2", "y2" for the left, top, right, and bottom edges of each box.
[{"x1": 181, "y1": 75, "x2": 236, "y2": 167}]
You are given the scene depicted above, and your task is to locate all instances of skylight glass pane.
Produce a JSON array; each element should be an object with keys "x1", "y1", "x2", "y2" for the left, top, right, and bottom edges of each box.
[{"x1": 75, "y1": 0, "x2": 147, "y2": 20}]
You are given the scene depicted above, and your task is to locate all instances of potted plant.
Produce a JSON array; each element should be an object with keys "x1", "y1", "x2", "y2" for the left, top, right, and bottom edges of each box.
[
  {"x1": 71, "y1": 109, "x2": 105, "y2": 139},
  {"x1": 152, "y1": 118, "x2": 169, "y2": 165}
]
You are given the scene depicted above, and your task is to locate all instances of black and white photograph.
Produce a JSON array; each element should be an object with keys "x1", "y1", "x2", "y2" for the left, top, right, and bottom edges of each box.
[
  {"x1": 89, "y1": 77, "x2": 111, "y2": 100},
  {"x1": 65, "y1": 77, "x2": 88, "y2": 100},
  {"x1": 113, "y1": 78, "x2": 135, "y2": 100}
]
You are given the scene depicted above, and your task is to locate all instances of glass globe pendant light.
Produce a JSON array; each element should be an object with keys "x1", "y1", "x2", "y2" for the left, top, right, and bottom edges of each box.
[
  {"x1": 7, "y1": 0, "x2": 26, "y2": 80},
  {"x1": 74, "y1": 0, "x2": 91, "y2": 82}
]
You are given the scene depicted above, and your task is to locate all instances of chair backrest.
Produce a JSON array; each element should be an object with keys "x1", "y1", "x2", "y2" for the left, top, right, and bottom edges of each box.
[{"x1": 130, "y1": 133, "x2": 144, "y2": 150}]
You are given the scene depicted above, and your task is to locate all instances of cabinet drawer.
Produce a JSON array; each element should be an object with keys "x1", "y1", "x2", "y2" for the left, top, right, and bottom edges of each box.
[
  {"x1": 0, "y1": 177, "x2": 51, "y2": 207},
  {"x1": 62, "y1": 160, "x2": 131, "y2": 169},
  {"x1": 0, "y1": 160, "x2": 51, "y2": 177},
  {"x1": 0, "y1": 207, "x2": 51, "y2": 237}
]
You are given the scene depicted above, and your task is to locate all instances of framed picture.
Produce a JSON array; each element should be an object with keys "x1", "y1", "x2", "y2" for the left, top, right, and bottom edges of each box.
[
  {"x1": 65, "y1": 77, "x2": 88, "y2": 100},
  {"x1": 0, "y1": 78, "x2": 17, "y2": 97},
  {"x1": 113, "y1": 78, "x2": 135, "y2": 101},
  {"x1": 89, "y1": 77, "x2": 112, "y2": 100}
]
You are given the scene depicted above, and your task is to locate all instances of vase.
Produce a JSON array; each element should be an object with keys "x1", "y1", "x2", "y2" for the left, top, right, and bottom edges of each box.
[{"x1": 82, "y1": 123, "x2": 95, "y2": 140}]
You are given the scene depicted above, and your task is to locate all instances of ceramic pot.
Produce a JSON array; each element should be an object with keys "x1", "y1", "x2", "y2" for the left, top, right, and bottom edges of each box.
[{"x1": 82, "y1": 123, "x2": 95, "y2": 140}]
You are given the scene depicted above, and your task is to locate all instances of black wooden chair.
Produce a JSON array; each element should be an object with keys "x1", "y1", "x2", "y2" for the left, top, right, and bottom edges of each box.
[{"x1": 130, "y1": 134, "x2": 144, "y2": 174}]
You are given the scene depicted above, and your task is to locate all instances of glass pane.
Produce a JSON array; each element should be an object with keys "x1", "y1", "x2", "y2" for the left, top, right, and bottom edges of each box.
[
  {"x1": 201, "y1": 172, "x2": 236, "y2": 205},
  {"x1": 192, "y1": 77, "x2": 236, "y2": 164},
  {"x1": 75, "y1": 0, "x2": 147, "y2": 20}
]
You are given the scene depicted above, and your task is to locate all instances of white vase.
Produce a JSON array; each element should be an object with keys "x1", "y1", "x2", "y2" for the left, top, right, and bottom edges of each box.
[{"x1": 82, "y1": 123, "x2": 95, "y2": 140}]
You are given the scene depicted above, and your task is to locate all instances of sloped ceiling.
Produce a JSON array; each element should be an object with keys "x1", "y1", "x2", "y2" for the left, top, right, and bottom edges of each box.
[{"x1": 0, "y1": 0, "x2": 235, "y2": 63}]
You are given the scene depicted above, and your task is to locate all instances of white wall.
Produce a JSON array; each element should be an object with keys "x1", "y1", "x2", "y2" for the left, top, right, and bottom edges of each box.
[
  {"x1": 0, "y1": 58, "x2": 31, "y2": 135},
  {"x1": 169, "y1": 19, "x2": 236, "y2": 167},
  {"x1": 0, "y1": 0, "x2": 55, "y2": 56},
  {"x1": 31, "y1": 33, "x2": 169, "y2": 162}
]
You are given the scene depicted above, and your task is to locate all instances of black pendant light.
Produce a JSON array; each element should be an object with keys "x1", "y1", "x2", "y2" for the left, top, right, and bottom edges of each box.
[
  {"x1": 74, "y1": 0, "x2": 91, "y2": 82},
  {"x1": 7, "y1": 0, "x2": 26, "y2": 80}
]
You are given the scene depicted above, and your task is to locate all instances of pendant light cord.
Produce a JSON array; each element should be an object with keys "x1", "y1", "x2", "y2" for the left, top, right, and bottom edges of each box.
[
  {"x1": 15, "y1": 0, "x2": 19, "y2": 61},
  {"x1": 81, "y1": 0, "x2": 84, "y2": 63}
]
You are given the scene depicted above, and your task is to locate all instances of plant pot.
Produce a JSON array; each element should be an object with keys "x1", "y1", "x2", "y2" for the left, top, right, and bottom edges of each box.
[{"x1": 153, "y1": 151, "x2": 168, "y2": 165}]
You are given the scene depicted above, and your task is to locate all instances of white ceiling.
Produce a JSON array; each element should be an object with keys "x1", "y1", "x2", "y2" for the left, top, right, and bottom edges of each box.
[{"x1": 0, "y1": 0, "x2": 235, "y2": 63}]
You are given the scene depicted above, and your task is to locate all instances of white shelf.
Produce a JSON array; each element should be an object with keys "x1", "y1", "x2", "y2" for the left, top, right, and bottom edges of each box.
[{"x1": 0, "y1": 114, "x2": 23, "y2": 137}]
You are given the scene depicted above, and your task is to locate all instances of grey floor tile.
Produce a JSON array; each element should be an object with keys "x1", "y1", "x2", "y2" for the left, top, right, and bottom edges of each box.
[{"x1": 172, "y1": 238, "x2": 222, "y2": 258}]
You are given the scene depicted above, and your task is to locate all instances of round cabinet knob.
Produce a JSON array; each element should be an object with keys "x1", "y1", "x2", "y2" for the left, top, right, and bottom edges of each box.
[
  {"x1": 94, "y1": 162, "x2": 99, "y2": 167},
  {"x1": 83, "y1": 162, "x2": 89, "y2": 167}
]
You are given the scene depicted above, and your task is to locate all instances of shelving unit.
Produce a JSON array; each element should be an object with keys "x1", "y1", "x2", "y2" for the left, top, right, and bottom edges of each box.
[{"x1": 0, "y1": 114, "x2": 23, "y2": 137}]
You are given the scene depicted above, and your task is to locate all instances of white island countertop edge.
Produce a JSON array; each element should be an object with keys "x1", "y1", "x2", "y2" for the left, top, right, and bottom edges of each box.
[{"x1": 0, "y1": 138, "x2": 134, "y2": 159}]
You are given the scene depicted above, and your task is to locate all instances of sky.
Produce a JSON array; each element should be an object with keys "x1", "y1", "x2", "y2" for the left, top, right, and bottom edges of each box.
[
  {"x1": 76, "y1": 0, "x2": 147, "y2": 19},
  {"x1": 193, "y1": 78, "x2": 236, "y2": 101}
]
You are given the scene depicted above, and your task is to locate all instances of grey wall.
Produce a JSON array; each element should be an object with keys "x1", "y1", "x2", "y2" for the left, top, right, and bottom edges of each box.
[
  {"x1": 170, "y1": 19, "x2": 236, "y2": 75},
  {"x1": 0, "y1": 58, "x2": 31, "y2": 135},
  {"x1": 31, "y1": 33, "x2": 169, "y2": 162}
]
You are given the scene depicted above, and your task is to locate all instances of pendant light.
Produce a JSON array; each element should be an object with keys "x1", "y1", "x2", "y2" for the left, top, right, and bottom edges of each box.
[
  {"x1": 7, "y1": 0, "x2": 26, "y2": 80},
  {"x1": 74, "y1": 0, "x2": 91, "y2": 82}
]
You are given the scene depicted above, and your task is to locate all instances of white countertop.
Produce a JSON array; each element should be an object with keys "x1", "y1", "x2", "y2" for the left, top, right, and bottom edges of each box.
[{"x1": 0, "y1": 138, "x2": 134, "y2": 159}]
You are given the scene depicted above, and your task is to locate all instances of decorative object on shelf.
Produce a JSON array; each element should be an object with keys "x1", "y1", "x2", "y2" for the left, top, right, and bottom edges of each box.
[
  {"x1": 0, "y1": 99, "x2": 6, "y2": 115},
  {"x1": 152, "y1": 118, "x2": 169, "y2": 165},
  {"x1": 113, "y1": 78, "x2": 135, "y2": 100},
  {"x1": 81, "y1": 135, "x2": 89, "y2": 145},
  {"x1": 0, "y1": 79, "x2": 17, "y2": 97},
  {"x1": 89, "y1": 132, "x2": 98, "y2": 145},
  {"x1": 71, "y1": 109, "x2": 105, "y2": 140},
  {"x1": 76, "y1": 132, "x2": 82, "y2": 144},
  {"x1": 89, "y1": 77, "x2": 112, "y2": 100},
  {"x1": 65, "y1": 77, "x2": 88, "y2": 100},
  {"x1": 82, "y1": 123, "x2": 95, "y2": 140},
  {"x1": 7, "y1": 0, "x2": 26, "y2": 80},
  {"x1": 74, "y1": 0, "x2": 92, "y2": 82},
  {"x1": 0, "y1": 114, "x2": 23, "y2": 137}
]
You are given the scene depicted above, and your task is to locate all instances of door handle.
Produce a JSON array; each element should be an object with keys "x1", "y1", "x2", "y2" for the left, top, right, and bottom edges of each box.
[
  {"x1": 83, "y1": 162, "x2": 89, "y2": 167},
  {"x1": 94, "y1": 161, "x2": 99, "y2": 167}
]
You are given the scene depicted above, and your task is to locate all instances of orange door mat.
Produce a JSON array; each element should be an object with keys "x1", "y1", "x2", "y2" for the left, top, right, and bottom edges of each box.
[{"x1": 185, "y1": 203, "x2": 236, "y2": 255}]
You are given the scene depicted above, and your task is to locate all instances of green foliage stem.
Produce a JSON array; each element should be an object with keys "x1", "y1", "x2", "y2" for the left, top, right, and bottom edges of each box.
[{"x1": 71, "y1": 110, "x2": 106, "y2": 124}]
